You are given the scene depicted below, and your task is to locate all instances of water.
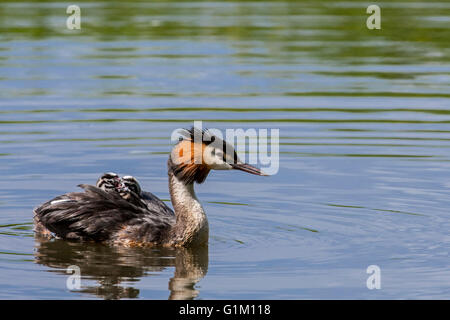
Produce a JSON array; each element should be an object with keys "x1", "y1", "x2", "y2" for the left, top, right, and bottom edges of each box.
[{"x1": 0, "y1": 0, "x2": 449, "y2": 299}]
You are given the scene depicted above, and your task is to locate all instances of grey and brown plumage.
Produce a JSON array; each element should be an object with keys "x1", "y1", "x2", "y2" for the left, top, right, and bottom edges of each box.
[
  {"x1": 121, "y1": 175, "x2": 174, "y2": 217},
  {"x1": 33, "y1": 127, "x2": 266, "y2": 247}
]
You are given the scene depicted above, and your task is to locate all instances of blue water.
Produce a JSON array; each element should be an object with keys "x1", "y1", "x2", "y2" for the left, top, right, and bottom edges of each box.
[{"x1": 0, "y1": 0, "x2": 449, "y2": 299}]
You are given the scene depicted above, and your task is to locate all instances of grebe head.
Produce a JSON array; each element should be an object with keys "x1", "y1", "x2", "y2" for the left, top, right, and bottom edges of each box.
[
  {"x1": 169, "y1": 127, "x2": 266, "y2": 184},
  {"x1": 122, "y1": 175, "x2": 142, "y2": 195},
  {"x1": 96, "y1": 172, "x2": 134, "y2": 200},
  {"x1": 96, "y1": 172, "x2": 122, "y2": 192}
]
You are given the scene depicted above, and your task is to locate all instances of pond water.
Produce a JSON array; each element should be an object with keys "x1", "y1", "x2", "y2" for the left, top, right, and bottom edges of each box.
[{"x1": 0, "y1": 0, "x2": 449, "y2": 299}]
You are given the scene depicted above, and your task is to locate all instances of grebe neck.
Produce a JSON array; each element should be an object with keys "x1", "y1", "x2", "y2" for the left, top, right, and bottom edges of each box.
[{"x1": 167, "y1": 171, "x2": 209, "y2": 246}]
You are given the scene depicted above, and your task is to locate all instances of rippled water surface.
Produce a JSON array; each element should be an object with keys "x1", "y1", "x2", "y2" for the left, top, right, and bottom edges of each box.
[{"x1": 0, "y1": 0, "x2": 449, "y2": 299}]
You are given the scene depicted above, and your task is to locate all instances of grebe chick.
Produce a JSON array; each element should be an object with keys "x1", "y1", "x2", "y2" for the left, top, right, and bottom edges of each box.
[
  {"x1": 121, "y1": 175, "x2": 175, "y2": 217},
  {"x1": 33, "y1": 127, "x2": 266, "y2": 247},
  {"x1": 121, "y1": 175, "x2": 141, "y2": 195},
  {"x1": 95, "y1": 172, "x2": 143, "y2": 206},
  {"x1": 96, "y1": 172, "x2": 121, "y2": 192},
  {"x1": 95, "y1": 173, "x2": 174, "y2": 217}
]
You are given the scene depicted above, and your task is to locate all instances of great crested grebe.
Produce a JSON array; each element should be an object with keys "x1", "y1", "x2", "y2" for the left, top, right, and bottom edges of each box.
[{"x1": 33, "y1": 128, "x2": 266, "y2": 247}]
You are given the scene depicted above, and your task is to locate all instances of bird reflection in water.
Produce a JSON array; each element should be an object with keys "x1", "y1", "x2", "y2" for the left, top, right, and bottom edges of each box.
[{"x1": 33, "y1": 235, "x2": 208, "y2": 300}]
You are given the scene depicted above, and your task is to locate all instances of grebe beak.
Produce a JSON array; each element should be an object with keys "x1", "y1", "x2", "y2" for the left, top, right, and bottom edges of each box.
[{"x1": 230, "y1": 163, "x2": 268, "y2": 176}]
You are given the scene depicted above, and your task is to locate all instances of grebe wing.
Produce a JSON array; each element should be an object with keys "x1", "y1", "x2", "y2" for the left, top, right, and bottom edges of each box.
[
  {"x1": 34, "y1": 184, "x2": 174, "y2": 243},
  {"x1": 140, "y1": 190, "x2": 174, "y2": 217}
]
